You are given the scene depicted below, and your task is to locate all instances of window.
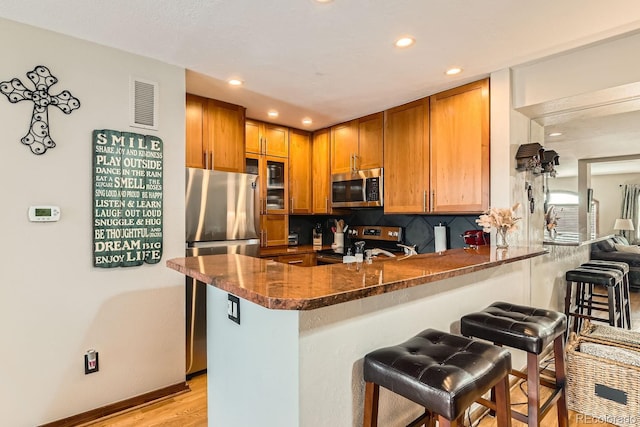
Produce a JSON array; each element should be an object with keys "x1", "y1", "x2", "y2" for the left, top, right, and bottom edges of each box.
[{"x1": 547, "y1": 191, "x2": 598, "y2": 238}]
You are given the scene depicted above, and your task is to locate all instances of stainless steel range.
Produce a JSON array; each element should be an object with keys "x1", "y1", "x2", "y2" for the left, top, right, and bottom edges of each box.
[{"x1": 316, "y1": 225, "x2": 411, "y2": 264}]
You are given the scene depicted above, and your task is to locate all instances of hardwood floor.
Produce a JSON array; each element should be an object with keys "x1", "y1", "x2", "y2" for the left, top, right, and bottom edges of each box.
[
  {"x1": 81, "y1": 374, "x2": 207, "y2": 427},
  {"x1": 82, "y1": 290, "x2": 640, "y2": 426}
]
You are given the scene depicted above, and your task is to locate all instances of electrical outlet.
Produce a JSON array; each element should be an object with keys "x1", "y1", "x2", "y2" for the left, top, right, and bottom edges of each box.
[
  {"x1": 84, "y1": 349, "x2": 99, "y2": 374},
  {"x1": 227, "y1": 294, "x2": 240, "y2": 324}
]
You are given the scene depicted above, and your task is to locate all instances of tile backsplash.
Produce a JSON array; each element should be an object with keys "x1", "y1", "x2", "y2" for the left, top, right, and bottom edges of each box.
[{"x1": 289, "y1": 209, "x2": 484, "y2": 253}]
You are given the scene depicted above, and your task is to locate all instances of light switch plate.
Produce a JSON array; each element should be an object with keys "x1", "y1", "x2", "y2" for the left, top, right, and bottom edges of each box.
[{"x1": 227, "y1": 294, "x2": 240, "y2": 324}]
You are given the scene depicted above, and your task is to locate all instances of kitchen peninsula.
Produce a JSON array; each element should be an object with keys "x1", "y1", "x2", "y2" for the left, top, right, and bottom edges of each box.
[{"x1": 167, "y1": 246, "x2": 546, "y2": 426}]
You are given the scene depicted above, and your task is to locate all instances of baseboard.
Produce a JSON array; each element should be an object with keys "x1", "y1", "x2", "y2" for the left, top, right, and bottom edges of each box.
[{"x1": 40, "y1": 381, "x2": 190, "y2": 427}]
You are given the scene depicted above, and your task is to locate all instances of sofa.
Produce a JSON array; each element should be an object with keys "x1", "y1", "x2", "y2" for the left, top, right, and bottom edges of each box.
[{"x1": 590, "y1": 236, "x2": 640, "y2": 291}]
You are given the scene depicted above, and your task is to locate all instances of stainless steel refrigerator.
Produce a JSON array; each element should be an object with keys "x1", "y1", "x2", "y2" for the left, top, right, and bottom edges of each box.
[{"x1": 185, "y1": 167, "x2": 260, "y2": 376}]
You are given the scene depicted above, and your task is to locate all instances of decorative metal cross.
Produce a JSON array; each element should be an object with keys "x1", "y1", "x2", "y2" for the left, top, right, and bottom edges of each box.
[{"x1": 0, "y1": 65, "x2": 80, "y2": 155}]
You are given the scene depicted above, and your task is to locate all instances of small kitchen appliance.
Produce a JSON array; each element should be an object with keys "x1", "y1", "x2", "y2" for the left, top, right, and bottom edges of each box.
[
  {"x1": 288, "y1": 232, "x2": 299, "y2": 246},
  {"x1": 462, "y1": 229, "x2": 489, "y2": 248}
]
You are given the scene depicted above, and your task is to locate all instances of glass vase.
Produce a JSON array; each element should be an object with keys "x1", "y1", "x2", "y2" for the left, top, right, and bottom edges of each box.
[{"x1": 495, "y1": 227, "x2": 509, "y2": 249}]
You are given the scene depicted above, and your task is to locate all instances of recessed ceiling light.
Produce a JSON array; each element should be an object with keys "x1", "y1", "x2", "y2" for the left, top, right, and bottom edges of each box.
[
  {"x1": 548, "y1": 132, "x2": 563, "y2": 137},
  {"x1": 268, "y1": 110, "x2": 279, "y2": 118},
  {"x1": 445, "y1": 67, "x2": 463, "y2": 76},
  {"x1": 302, "y1": 118, "x2": 313, "y2": 126},
  {"x1": 394, "y1": 36, "x2": 415, "y2": 48},
  {"x1": 227, "y1": 78, "x2": 243, "y2": 86},
  {"x1": 315, "y1": 0, "x2": 334, "y2": 3}
]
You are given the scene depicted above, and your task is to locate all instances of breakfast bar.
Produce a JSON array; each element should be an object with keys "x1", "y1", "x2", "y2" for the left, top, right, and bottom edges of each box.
[{"x1": 167, "y1": 246, "x2": 547, "y2": 426}]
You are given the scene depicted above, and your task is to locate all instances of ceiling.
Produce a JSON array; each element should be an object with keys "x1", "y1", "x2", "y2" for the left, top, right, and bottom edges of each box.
[
  {"x1": 3, "y1": 1, "x2": 640, "y2": 176},
  {"x1": 521, "y1": 82, "x2": 640, "y2": 177}
]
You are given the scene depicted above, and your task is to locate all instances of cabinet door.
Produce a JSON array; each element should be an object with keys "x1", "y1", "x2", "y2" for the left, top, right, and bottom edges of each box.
[
  {"x1": 261, "y1": 214, "x2": 289, "y2": 247},
  {"x1": 330, "y1": 120, "x2": 359, "y2": 174},
  {"x1": 430, "y1": 79, "x2": 489, "y2": 213},
  {"x1": 289, "y1": 129, "x2": 312, "y2": 214},
  {"x1": 208, "y1": 99, "x2": 246, "y2": 173},
  {"x1": 357, "y1": 112, "x2": 384, "y2": 171},
  {"x1": 312, "y1": 129, "x2": 331, "y2": 214},
  {"x1": 383, "y1": 98, "x2": 430, "y2": 214},
  {"x1": 263, "y1": 124, "x2": 289, "y2": 157},
  {"x1": 265, "y1": 156, "x2": 288, "y2": 214},
  {"x1": 185, "y1": 94, "x2": 206, "y2": 169},
  {"x1": 245, "y1": 119, "x2": 261, "y2": 154}
]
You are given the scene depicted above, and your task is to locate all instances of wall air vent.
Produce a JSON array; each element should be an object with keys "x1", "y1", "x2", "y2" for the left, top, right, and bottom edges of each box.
[{"x1": 130, "y1": 77, "x2": 158, "y2": 130}]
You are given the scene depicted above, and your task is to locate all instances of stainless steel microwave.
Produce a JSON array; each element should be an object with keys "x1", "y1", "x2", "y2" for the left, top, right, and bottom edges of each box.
[{"x1": 331, "y1": 168, "x2": 383, "y2": 208}]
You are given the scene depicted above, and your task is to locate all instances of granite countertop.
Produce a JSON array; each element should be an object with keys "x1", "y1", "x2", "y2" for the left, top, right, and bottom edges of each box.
[
  {"x1": 543, "y1": 233, "x2": 615, "y2": 247},
  {"x1": 167, "y1": 245, "x2": 547, "y2": 311}
]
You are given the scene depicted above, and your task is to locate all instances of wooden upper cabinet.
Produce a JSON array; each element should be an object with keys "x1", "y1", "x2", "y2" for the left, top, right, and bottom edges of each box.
[
  {"x1": 263, "y1": 124, "x2": 289, "y2": 157},
  {"x1": 288, "y1": 129, "x2": 312, "y2": 214},
  {"x1": 186, "y1": 95, "x2": 206, "y2": 169},
  {"x1": 246, "y1": 119, "x2": 289, "y2": 157},
  {"x1": 245, "y1": 119, "x2": 261, "y2": 154},
  {"x1": 312, "y1": 128, "x2": 331, "y2": 214},
  {"x1": 207, "y1": 99, "x2": 246, "y2": 172},
  {"x1": 331, "y1": 115, "x2": 384, "y2": 174},
  {"x1": 330, "y1": 120, "x2": 358, "y2": 174},
  {"x1": 185, "y1": 94, "x2": 246, "y2": 173},
  {"x1": 383, "y1": 98, "x2": 430, "y2": 214},
  {"x1": 357, "y1": 112, "x2": 384, "y2": 171},
  {"x1": 430, "y1": 78, "x2": 490, "y2": 213}
]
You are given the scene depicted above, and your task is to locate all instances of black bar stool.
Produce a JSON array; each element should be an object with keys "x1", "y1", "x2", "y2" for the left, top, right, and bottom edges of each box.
[
  {"x1": 460, "y1": 302, "x2": 568, "y2": 427},
  {"x1": 363, "y1": 329, "x2": 512, "y2": 427},
  {"x1": 565, "y1": 267, "x2": 624, "y2": 332},
  {"x1": 581, "y1": 260, "x2": 631, "y2": 329}
]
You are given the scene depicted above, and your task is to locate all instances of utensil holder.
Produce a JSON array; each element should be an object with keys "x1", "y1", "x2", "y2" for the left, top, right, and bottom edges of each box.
[{"x1": 334, "y1": 232, "x2": 344, "y2": 248}]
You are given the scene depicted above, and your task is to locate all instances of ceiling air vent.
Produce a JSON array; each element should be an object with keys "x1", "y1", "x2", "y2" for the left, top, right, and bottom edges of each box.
[{"x1": 130, "y1": 77, "x2": 158, "y2": 130}]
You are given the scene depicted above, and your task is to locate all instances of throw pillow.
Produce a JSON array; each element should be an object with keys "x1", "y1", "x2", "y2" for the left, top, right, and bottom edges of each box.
[
  {"x1": 597, "y1": 239, "x2": 616, "y2": 252},
  {"x1": 614, "y1": 243, "x2": 640, "y2": 254}
]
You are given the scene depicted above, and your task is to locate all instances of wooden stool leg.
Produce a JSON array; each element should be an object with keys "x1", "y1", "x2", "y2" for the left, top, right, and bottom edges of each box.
[
  {"x1": 494, "y1": 374, "x2": 512, "y2": 427},
  {"x1": 553, "y1": 335, "x2": 569, "y2": 427},
  {"x1": 363, "y1": 382, "x2": 379, "y2": 427},
  {"x1": 607, "y1": 285, "x2": 616, "y2": 326},
  {"x1": 624, "y1": 275, "x2": 632, "y2": 329},
  {"x1": 526, "y1": 352, "x2": 540, "y2": 427},
  {"x1": 437, "y1": 415, "x2": 456, "y2": 427},
  {"x1": 615, "y1": 281, "x2": 624, "y2": 327}
]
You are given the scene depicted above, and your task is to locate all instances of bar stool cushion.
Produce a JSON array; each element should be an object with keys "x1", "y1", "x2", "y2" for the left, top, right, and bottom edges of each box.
[
  {"x1": 460, "y1": 301, "x2": 567, "y2": 354},
  {"x1": 583, "y1": 260, "x2": 630, "y2": 274},
  {"x1": 363, "y1": 329, "x2": 511, "y2": 421},
  {"x1": 565, "y1": 268, "x2": 621, "y2": 287}
]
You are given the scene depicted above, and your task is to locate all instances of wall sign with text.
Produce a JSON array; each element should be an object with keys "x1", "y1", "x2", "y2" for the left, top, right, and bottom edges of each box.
[{"x1": 92, "y1": 129, "x2": 163, "y2": 268}]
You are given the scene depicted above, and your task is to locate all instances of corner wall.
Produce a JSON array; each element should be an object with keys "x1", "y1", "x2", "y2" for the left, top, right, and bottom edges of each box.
[{"x1": 0, "y1": 19, "x2": 186, "y2": 425}]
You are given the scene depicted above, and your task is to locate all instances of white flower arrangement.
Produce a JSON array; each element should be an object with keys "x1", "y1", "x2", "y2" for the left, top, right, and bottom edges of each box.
[{"x1": 476, "y1": 203, "x2": 522, "y2": 234}]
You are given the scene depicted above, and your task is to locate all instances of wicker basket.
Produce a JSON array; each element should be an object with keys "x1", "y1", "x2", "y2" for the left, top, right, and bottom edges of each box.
[
  {"x1": 579, "y1": 321, "x2": 640, "y2": 350},
  {"x1": 566, "y1": 323, "x2": 640, "y2": 426}
]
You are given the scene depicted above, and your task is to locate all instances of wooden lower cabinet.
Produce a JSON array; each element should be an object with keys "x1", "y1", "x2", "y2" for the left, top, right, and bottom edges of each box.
[
  {"x1": 260, "y1": 215, "x2": 288, "y2": 247},
  {"x1": 276, "y1": 253, "x2": 317, "y2": 267}
]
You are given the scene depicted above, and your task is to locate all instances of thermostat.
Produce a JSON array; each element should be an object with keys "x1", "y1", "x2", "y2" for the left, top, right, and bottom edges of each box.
[{"x1": 28, "y1": 205, "x2": 61, "y2": 222}]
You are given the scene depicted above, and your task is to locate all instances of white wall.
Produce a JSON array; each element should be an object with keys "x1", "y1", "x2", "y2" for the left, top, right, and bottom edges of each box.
[
  {"x1": 0, "y1": 19, "x2": 186, "y2": 425},
  {"x1": 512, "y1": 32, "x2": 640, "y2": 108}
]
